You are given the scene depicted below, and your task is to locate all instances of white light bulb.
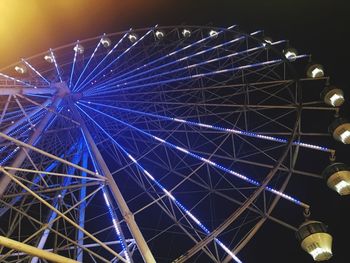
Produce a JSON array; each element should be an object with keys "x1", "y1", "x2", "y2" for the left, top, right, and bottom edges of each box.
[
  {"x1": 329, "y1": 93, "x2": 344, "y2": 106},
  {"x1": 285, "y1": 51, "x2": 297, "y2": 60},
  {"x1": 340, "y1": 130, "x2": 350, "y2": 143},
  {"x1": 311, "y1": 67, "x2": 324, "y2": 78},
  {"x1": 334, "y1": 180, "x2": 350, "y2": 193}
]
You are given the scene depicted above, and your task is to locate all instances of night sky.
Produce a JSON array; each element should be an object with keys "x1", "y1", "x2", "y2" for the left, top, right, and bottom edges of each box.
[{"x1": 1, "y1": 1, "x2": 349, "y2": 262}]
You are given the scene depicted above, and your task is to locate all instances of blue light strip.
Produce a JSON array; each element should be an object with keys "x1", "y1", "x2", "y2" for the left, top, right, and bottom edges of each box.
[
  {"x1": 72, "y1": 36, "x2": 103, "y2": 91},
  {"x1": 76, "y1": 27, "x2": 157, "y2": 93},
  {"x1": 91, "y1": 32, "x2": 285, "y2": 92},
  {"x1": 1, "y1": 106, "x2": 38, "y2": 122},
  {"x1": 69, "y1": 42, "x2": 79, "y2": 89},
  {"x1": 81, "y1": 101, "x2": 330, "y2": 153},
  {"x1": 0, "y1": 111, "x2": 45, "y2": 154},
  {"x1": 50, "y1": 49, "x2": 63, "y2": 82},
  {"x1": 0, "y1": 143, "x2": 78, "y2": 217},
  {"x1": 102, "y1": 188, "x2": 131, "y2": 262},
  {"x1": 74, "y1": 30, "x2": 132, "y2": 92},
  {"x1": 32, "y1": 142, "x2": 83, "y2": 262},
  {"x1": 81, "y1": 131, "x2": 131, "y2": 262},
  {"x1": 86, "y1": 42, "x2": 264, "y2": 93},
  {"x1": 96, "y1": 25, "x2": 237, "y2": 87},
  {"x1": 90, "y1": 28, "x2": 249, "y2": 90},
  {"x1": 77, "y1": 104, "x2": 243, "y2": 263},
  {"x1": 87, "y1": 54, "x2": 309, "y2": 96},
  {"x1": 0, "y1": 72, "x2": 36, "y2": 88},
  {"x1": 250, "y1": 30, "x2": 263, "y2": 36},
  {"x1": 85, "y1": 58, "x2": 286, "y2": 97},
  {"x1": 0, "y1": 138, "x2": 29, "y2": 165},
  {"x1": 21, "y1": 59, "x2": 51, "y2": 85},
  {"x1": 78, "y1": 103, "x2": 308, "y2": 208}
]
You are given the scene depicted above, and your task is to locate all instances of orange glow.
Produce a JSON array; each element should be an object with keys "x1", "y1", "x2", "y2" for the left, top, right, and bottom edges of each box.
[{"x1": 0, "y1": 0, "x2": 166, "y2": 68}]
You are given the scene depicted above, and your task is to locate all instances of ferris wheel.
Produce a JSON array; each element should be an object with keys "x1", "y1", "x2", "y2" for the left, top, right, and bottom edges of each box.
[{"x1": 0, "y1": 25, "x2": 349, "y2": 263}]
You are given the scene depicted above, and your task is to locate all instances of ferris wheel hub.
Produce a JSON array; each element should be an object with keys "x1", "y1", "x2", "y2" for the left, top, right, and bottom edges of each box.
[{"x1": 51, "y1": 81, "x2": 70, "y2": 97}]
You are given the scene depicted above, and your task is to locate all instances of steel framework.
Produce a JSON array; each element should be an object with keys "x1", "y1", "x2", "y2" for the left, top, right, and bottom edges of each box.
[{"x1": 0, "y1": 25, "x2": 338, "y2": 262}]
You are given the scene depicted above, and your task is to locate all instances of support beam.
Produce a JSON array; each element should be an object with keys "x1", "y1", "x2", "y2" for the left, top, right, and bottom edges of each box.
[
  {"x1": 0, "y1": 167, "x2": 127, "y2": 262},
  {"x1": 0, "y1": 97, "x2": 62, "y2": 198},
  {"x1": 77, "y1": 150, "x2": 88, "y2": 262},
  {"x1": 30, "y1": 142, "x2": 83, "y2": 263},
  {"x1": 0, "y1": 98, "x2": 52, "y2": 142},
  {"x1": 0, "y1": 235, "x2": 78, "y2": 263},
  {"x1": 0, "y1": 87, "x2": 55, "y2": 96},
  {"x1": 71, "y1": 104, "x2": 156, "y2": 263}
]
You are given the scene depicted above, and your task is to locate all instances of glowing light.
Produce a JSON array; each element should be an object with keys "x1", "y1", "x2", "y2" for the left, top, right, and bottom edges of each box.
[
  {"x1": 128, "y1": 33, "x2": 138, "y2": 42},
  {"x1": 329, "y1": 93, "x2": 344, "y2": 107},
  {"x1": 77, "y1": 105, "x2": 241, "y2": 263},
  {"x1": 297, "y1": 221, "x2": 333, "y2": 261},
  {"x1": 209, "y1": 30, "x2": 218, "y2": 38},
  {"x1": 340, "y1": 130, "x2": 350, "y2": 143},
  {"x1": 73, "y1": 43, "x2": 84, "y2": 54},
  {"x1": 182, "y1": 29, "x2": 191, "y2": 38},
  {"x1": 323, "y1": 162, "x2": 350, "y2": 195},
  {"x1": 78, "y1": 103, "x2": 306, "y2": 207},
  {"x1": 155, "y1": 30, "x2": 165, "y2": 39},
  {"x1": 264, "y1": 37, "x2": 273, "y2": 44},
  {"x1": 334, "y1": 180, "x2": 350, "y2": 194},
  {"x1": 284, "y1": 48, "x2": 298, "y2": 61},
  {"x1": 101, "y1": 36, "x2": 112, "y2": 47},
  {"x1": 14, "y1": 65, "x2": 27, "y2": 74},
  {"x1": 309, "y1": 247, "x2": 332, "y2": 261},
  {"x1": 22, "y1": 59, "x2": 50, "y2": 84},
  {"x1": 44, "y1": 54, "x2": 54, "y2": 63},
  {"x1": 330, "y1": 118, "x2": 350, "y2": 144},
  {"x1": 321, "y1": 86, "x2": 345, "y2": 107},
  {"x1": 311, "y1": 67, "x2": 324, "y2": 78}
]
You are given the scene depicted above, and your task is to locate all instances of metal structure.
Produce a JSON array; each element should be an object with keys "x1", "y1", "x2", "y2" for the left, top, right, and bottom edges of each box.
[{"x1": 0, "y1": 25, "x2": 341, "y2": 262}]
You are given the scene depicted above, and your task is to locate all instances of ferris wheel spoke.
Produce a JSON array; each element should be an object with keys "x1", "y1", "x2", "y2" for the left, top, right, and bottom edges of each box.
[
  {"x1": 49, "y1": 49, "x2": 63, "y2": 83},
  {"x1": 85, "y1": 58, "x2": 304, "y2": 97},
  {"x1": 82, "y1": 79, "x2": 287, "y2": 100},
  {"x1": 71, "y1": 36, "x2": 103, "y2": 91},
  {"x1": 85, "y1": 43, "x2": 282, "y2": 97},
  {"x1": 77, "y1": 103, "x2": 309, "y2": 210},
  {"x1": 76, "y1": 27, "x2": 157, "y2": 93},
  {"x1": 0, "y1": 98, "x2": 50, "y2": 136},
  {"x1": 16, "y1": 94, "x2": 80, "y2": 126},
  {"x1": 74, "y1": 29, "x2": 132, "y2": 92},
  {"x1": 79, "y1": 101, "x2": 331, "y2": 154},
  {"x1": 77, "y1": 106, "x2": 243, "y2": 263},
  {"x1": 88, "y1": 46, "x2": 265, "y2": 95},
  {"x1": 90, "y1": 41, "x2": 289, "y2": 99},
  {"x1": 21, "y1": 58, "x2": 51, "y2": 85},
  {"x1": 68, "y1": 41, "x2": 79, "y2": 89},
  {"x1": 127, "y1": 176, "x2": 220, "y2": 262},
  {"x1": 90, "y1": 28, "x2": 268, "y2": 91},
  {"x1": 96, "y1": 25, "x2": 237, "y2": 87},
  {"x1": 81, "y1": 133, "x2": 133, "y2": 263}
]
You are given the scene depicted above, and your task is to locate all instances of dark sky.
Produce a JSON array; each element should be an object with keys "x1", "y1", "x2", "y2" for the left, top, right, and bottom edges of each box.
[{"x1": 1, "y1": 1, "x2": 349, "y2": 262}]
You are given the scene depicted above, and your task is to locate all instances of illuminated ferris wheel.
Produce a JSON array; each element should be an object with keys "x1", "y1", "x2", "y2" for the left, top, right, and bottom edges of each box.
[{"x1": 0, "y1": 25, "x2": 349, "y2": 263}]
